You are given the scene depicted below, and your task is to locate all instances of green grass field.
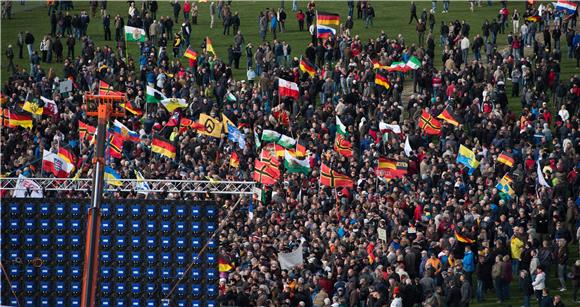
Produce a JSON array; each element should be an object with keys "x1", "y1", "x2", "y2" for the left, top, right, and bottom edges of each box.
[
  {"x1": 2, "y1": 1, "x2": 578, "y2": 114},
  {"x1": 0, "y1": 1, "x2": 579, "y2": 305}
]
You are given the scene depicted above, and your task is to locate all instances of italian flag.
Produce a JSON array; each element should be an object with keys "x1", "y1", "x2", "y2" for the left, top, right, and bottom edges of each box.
[
  {"x1": 284, "y1": 150, "x2": 311, "y2": 174},
  {"x1": 146, "y1": 86, "x2": 166, "y2": 103},
  {"x1": 336, "y1": 116, "x2": 348, "y2": 136},
  {"x1": 385, "y1": 57, "x2": 422, "y2": 72},
  {"x1": 124, "y1": 26, "x2": 146, "y2": 42},
  {"x1": 386, "y1": 61, "x2": 407, "y2": 72},
  {"x1": 406, "y1": 56, "x2": 422, "y2": 70}
]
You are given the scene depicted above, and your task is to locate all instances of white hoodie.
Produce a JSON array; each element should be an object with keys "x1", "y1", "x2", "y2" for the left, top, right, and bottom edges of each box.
[{"x1": 532, "y1": 271, "x2": 545, "y2": 291}]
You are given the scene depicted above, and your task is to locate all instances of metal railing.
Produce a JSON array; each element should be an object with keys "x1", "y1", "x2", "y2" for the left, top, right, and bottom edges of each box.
[{"x1": 0, "y1": 178, "x2": 256, "y2": 195}]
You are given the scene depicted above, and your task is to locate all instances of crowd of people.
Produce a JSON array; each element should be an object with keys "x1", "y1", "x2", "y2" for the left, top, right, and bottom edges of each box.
[{"x1": 2, "y1": 1, "x2": 580, "y2": 307}]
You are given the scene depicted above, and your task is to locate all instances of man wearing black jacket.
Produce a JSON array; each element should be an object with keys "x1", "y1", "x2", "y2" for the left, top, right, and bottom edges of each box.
[
  {"x1": 24, "y1": 31, "x2": 34, "y2": 58},
  {"x1": 447, "y1": 280, "x2": 462, "y2": 307},
  {"x1": 472, "y1": 34, "x2": 484, "y2": 61},
  {"x1": 409, "y1": 1, "x2": 418, "y2": 24}
]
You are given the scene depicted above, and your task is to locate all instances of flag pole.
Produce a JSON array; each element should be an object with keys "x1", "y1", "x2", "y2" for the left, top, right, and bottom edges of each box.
[
  {"x1": 334, "y1": 186, "x2": 340, "y2": 222},
  {"x1": 124, "y1": 29, "x2": 128, "y2": 61}
]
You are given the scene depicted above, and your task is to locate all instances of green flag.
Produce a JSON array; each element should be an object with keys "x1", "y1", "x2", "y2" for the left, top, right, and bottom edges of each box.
[
  {"x1": 261, "y1": 129, "x2": 281, "y2": 143},
  {"x1": 336, "y1": 116, "x2": 349, "y2": 136},
  {"x1": 124, "y1": 26, "x2": 146, "y2": 42},
  {"x1": 146, "y1": 86, "x2": 166, "y2": 103},
  {"x1": 284, "y1": 151, "x2": 310, "y2": 174}
]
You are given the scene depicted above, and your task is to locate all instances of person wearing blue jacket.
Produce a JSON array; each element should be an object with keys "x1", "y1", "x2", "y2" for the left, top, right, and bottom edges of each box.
[
  {"x1": 270, "y1": 11, "x2": 278, "y2": 39},
  {"x1": 463, "y1": 245, "x2": 475, "y2": 283}
]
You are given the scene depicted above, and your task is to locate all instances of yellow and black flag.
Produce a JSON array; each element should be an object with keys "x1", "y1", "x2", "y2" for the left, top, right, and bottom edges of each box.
[{"x1": 198, "y1": 113, "x2": 223, "y2": 138}]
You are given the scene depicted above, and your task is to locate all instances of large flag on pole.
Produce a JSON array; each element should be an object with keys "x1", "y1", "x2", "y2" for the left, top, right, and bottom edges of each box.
[
  {"x1": 284, "y1": 150, "x2": 311, "y2": 174},
  {"x1": 42, "y1": 150, "x2": 74, "y2": 178},
  {"x1": 160, "y1": 97, "x2": 188, "y2": 113},
  {"x1": 151, "y1": 136, "x2": 176, "y2": 159},
  {"x1": 278, "y1": 78, "x2": 299, "y2": 99},
  {"x1": 554, "y1": 1, "x2": 577, "y2": 14},
  {"x1": 206, "y1": 37, "x2": 216, "y2": 56},
  {"x1": 418, "y1": 111, "x2": 442, "y2": 135},
  {"x1": 456, "y1": 145, "x2": 480, "y2": 175},
  {"x1": 436, "y1": 107, "x2": 460, "y2": 126},
  {"x1": 198, "y1": 113, "x2": 223, "y2": 138},
  {"x1": 316, "y1": 11, "x2": 340, "y2": 25},
  {"x1": 146, "y1": 86, "x2": 166, "y2": 103},
  {"x1": 316, "y1": 25, "x2": 336, "y2": 38},
  {"x1": 320, "y1": 163, "x2": 353, "y2": 188},
  {"x1": 336, "y1": 116, "x2": 349, "y2": 136}
]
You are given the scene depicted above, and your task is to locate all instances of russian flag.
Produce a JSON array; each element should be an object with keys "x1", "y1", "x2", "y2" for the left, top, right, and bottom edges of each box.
[
  {"x1": 316, "y1": 25, "x2": 336, "y2": 38},
  {"x1": 554, "y1": 0, "x2": 577, "y2": 14},
  {"x1": 112, "y1": 119, "x2": 140, "y2": 143}
]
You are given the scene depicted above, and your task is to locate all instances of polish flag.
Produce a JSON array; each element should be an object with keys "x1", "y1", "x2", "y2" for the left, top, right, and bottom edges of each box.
[
  {"x1": 42, "y1": 150, "x2": 74, "y2": 178},
  {"x1": 278, "y1": 78, "x2": 300, "y2": 99}
]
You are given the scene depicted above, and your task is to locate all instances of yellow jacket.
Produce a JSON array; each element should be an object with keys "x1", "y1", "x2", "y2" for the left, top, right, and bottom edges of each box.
[{"x1": 510, "y1": 236, "x2": 524, "y2": 260}]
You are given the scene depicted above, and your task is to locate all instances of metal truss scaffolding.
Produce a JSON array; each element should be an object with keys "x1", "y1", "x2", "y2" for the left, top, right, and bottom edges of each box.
[{"x1": 0, "y1": 178, "x2": 255, "y2": 195}]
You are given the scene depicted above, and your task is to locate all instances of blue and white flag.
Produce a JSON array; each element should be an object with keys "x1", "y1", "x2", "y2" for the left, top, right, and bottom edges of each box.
[
  {"x1": 227, "y1": 123, "x2": 246, "y2": 150},
  {"x1": 134, "y1": 170, "x2": 151, "y2": 195}
]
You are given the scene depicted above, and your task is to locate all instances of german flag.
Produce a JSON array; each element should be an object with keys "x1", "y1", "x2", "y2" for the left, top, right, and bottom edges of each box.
[
  {"x1": 299, "y1": 57, "x2": 317, "y2": 77},
  {"x1": 152, "y1": 136, "x2": 176, "y2": 159},
  {"x1": 253, "y1": 160, "x2": 280, "y2": 185},
  {"x1": 436, "y1": 107, "x2": 459, "y2": 126},
  {"x1": 108, "y1": 134, "x2": 124, "y2": 159},
  {"x1": 367, "y1": 242, "x2": 376, "y2": 264},
  {"x1": 3, "y1": 108, "x2": 33, "y2": 129},
  {"x1": 58, "y1": 147, "x2": 77, "y2": 165},
  {"x1": 497, "y1": 151, "x2": 515, "y2": 167},
  {"x1": 375, "y1": 71, "x2": 391, "y2": 89},
  {"x1": 218, "y1": 256, "x2": 234, "y2": 272},
  {"x1": 418, "y1": 111, "x2": 442, "y2": 135},
  {"x1": 230, "y1": 152, "x2": 240, "y2": 168},
  {"x1": 98, "y1": 80, "x2": 124, "y2": 96},
  {"x1": 317, "y1": 11, "x2": 340, "y2": 26},
  {"x1": 184, "y1": 47, "x2": 198, "y2": 61},
  {"x1": 205, "y1": 37, "x2": 216, "y2": 56},
  {"x1": 334, "y1": 133, "x2": 353, "y2": 157},
  {"x1": 455, "y1": 231, "x2": 475, "y2": 244},
  {"x1": 378, "y1": 157, "x2": 396, "y2": 170},
  {"x1": 320, "y1": 163, "x2": 353, "y2": 188},
  {"x1": 526, "y1": 15, "x2": 540, "y2": 23},
  {"x1": 376, "y1": 158, "x2": 408, "y2": 179},
  {"x1": 120, "y1": 100, "x2": 143, "y2": 116},
  {"x1": 78, "y1": 120, "x2": 96, "y2": 142}
]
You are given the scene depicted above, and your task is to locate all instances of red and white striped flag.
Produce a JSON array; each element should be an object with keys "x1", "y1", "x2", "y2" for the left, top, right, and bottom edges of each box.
[{"x1": 278, "y1": 78, "x2": 299, "y2": 99}]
